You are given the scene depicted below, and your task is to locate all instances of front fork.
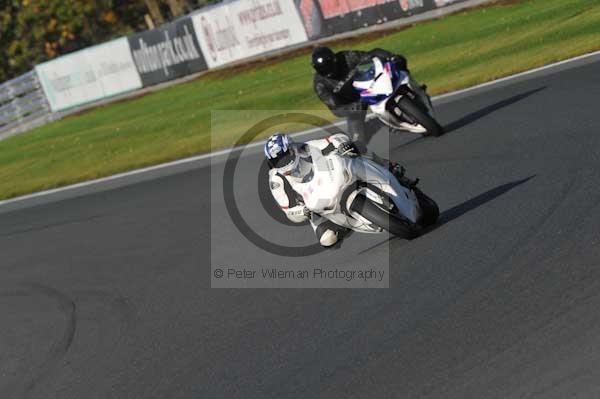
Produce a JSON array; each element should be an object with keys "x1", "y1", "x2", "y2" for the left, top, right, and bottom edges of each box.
[
  {"x1": 408, "y1": 77, "x2": 435, "y2": 116},
  {"x1": 366, "y1": 153, "x2": 419, "y2": 189},
  {"x1": 386, "y1": 78, "x2": 434, "y2": 122}
]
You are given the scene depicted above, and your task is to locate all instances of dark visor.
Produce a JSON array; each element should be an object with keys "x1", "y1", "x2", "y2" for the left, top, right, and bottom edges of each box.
[{"x1": 273, "y1": 150, "x2": 295, "y2": 169}]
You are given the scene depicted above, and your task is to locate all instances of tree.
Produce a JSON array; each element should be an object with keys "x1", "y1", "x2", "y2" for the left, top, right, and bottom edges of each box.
[
  {"x1": 0, "y1": 0, "x2": 19, "y2": 83},
  {"x1": 0, "y1": 0, "x2": 223, "y2": 83},
  {"x1": 0, "y1": 0, "x2": 147, "y2": 83},
  {"x1": 144, "y1": 0, "x2": 165, "y2": 26}
]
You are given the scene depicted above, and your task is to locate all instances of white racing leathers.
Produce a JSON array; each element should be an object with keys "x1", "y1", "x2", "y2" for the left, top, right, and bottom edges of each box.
[{"x1": 268, "y1": 134, "x2": 351, "y2": 247}]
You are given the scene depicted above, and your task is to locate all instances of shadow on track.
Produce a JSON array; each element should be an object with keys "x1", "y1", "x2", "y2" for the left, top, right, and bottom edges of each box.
[
  {"x1": 385, "y1": 87, "x2": 547, "y2": 152},
  {"x1": 435, "y1": 175, "x2": 535, "y2": 225},
  {"x1": 358, "y1": 175, "x2": 536, "y2": 254},
  {"x1": 443, "y1": 87, "x2": 546, "y2": 134}
]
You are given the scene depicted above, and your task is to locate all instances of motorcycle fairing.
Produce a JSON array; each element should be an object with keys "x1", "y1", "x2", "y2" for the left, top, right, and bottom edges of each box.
[{"x1": 298, "y1": 146, "x2": 421, "y2": 230}]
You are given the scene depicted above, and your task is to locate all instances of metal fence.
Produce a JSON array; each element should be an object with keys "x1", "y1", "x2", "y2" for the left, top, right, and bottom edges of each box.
[{"x1": 0, "y1": 71, "x2": 55, "y2": 140}]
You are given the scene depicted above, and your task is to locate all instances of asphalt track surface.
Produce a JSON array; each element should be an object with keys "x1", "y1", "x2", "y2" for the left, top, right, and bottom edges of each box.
[{"x1": 2, "y1": 55, "x2": 600, "y2": 398}]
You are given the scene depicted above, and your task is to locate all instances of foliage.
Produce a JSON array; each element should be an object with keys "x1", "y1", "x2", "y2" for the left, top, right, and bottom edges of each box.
[{"x1": 0, "y1": 0, "x2": 147, "y2": 82}]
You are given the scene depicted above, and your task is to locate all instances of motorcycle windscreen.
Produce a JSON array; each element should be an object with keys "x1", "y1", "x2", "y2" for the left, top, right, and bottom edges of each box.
[
  {"x1": 354, "y1": 58, "x2": 393, "y2": 105},
  {"x1": 353, "y1": 61, "x2": 376, "y2": 89}
]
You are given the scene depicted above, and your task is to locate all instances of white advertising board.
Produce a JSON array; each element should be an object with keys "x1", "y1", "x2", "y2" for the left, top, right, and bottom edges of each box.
[
  {"x1": 36, "y1": 37, "x2": 142, "y2": 112},
  {"x1": 192, "y1": 0, "x2": 309, "y2": 68}
]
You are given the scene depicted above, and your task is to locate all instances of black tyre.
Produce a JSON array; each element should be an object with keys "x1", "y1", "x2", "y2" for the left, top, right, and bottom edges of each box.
[
  {"x1": 398, "y1": 97, "x2": 444, "y2": 137},
  {"x1": 413, "y1": 187, "x2": 439, "y2": 226},
  {"x1": 351, "y1": 194, "x2": 419, "y2": 239}
]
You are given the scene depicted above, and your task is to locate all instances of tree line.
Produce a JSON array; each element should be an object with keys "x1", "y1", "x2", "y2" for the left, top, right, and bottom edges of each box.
[{"x1": 0, "y1": 0, "x2": 221, "y2": 83}]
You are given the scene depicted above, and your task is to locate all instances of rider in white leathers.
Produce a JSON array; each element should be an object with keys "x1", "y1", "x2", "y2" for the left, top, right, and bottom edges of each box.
[{"x1": 264, "y1": 132, "x2": 359, "y2": 247}]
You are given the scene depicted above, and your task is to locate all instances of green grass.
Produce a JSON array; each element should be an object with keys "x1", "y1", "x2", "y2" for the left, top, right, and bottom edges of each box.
[{"x1": 1, "y1": 0, "x2": 600, "y2": 200}]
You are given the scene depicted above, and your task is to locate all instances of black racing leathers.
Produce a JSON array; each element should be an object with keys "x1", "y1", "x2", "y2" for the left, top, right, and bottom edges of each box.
[{"x1": 313, "y1": 48, "x2": 408, "y2": 150}]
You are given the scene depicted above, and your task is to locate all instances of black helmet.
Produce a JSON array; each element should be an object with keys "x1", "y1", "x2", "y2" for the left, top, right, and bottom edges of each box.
[{"x1": 311, "y1": 47, "x2": 338, "y2": 78}]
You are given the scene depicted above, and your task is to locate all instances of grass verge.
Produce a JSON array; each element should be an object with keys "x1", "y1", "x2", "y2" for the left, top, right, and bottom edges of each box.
[{"x1": 1, "y1": 0, "x2": 599, "y2": 200}]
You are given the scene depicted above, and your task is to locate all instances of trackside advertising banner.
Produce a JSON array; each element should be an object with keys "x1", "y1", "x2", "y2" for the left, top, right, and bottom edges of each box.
[
  {"x1": 128, "y1": 16, "x2": 208, "y2": 87},
  {"x1": 191, "y1": 0, "x2": 309, "y2": 68},
  {"x1": 35, "y1": 38, "x2": 142, "y2": 112},
  {"x1": 295, "y1": 0, "x2": 437, "y2": 39},
  {"x1": 32, "y1": 0, "x2": 471, "y2": 114}
]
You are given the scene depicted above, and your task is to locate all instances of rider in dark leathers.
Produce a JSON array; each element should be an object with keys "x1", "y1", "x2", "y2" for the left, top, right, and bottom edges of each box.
[{"x1": 312, "y1": 46, "x2": 409, "y2": 152}]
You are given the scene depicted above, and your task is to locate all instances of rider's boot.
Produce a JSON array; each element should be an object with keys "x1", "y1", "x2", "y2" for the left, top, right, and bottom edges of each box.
[
  {"x1": 315, "y1": 220, "x2": 348, "y2": 247},
  {"x1": 319, "y1": 229, "x2": 338, "y2": 247}
]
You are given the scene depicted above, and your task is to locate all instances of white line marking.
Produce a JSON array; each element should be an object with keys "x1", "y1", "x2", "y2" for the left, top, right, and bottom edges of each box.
[
  {"x1": 434, "y1": 50, "x2": 600, "y2": 100},
  {"x1": 2, "y1": 50, "x2": 599, "y2": 208}
]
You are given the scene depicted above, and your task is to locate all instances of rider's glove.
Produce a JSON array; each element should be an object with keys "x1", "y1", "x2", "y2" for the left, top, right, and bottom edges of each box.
[{"x1": 338, "y1": 141, "x2": 360, "y2": 158}]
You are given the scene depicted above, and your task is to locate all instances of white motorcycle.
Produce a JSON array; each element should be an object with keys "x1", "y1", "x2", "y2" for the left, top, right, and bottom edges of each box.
[
  {"x1": 347, "y1": 56, "x2": 444, "y2": 136},
  {"x1": 297, "y1": 145, "x2": 439, "y2": 238}
]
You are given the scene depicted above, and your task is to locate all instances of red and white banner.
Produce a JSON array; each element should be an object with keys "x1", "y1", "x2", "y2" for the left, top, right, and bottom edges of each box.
[
  {"x1": 192, "y1": 0, "x2": 308, "y2": 68},
  {"x1": 295, "y1": 0, "x2": 431, "y2": 39}
]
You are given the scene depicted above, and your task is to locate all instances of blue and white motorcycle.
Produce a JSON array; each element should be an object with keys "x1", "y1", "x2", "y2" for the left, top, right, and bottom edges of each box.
[{"x1": 351, "y1": 57, "x2": 444, "y2": 136}]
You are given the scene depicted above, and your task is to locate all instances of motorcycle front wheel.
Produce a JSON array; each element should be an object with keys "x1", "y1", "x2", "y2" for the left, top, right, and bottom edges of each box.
[
  {"x1": 350, "y1": 194, "x2": 419, "y2": 239},
  {"x1": 413, "y1": 187, "x2": 439, "y2": 226},
  {"x1": 397, "y1": 97, "x2": 444, "y2": 137}
]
